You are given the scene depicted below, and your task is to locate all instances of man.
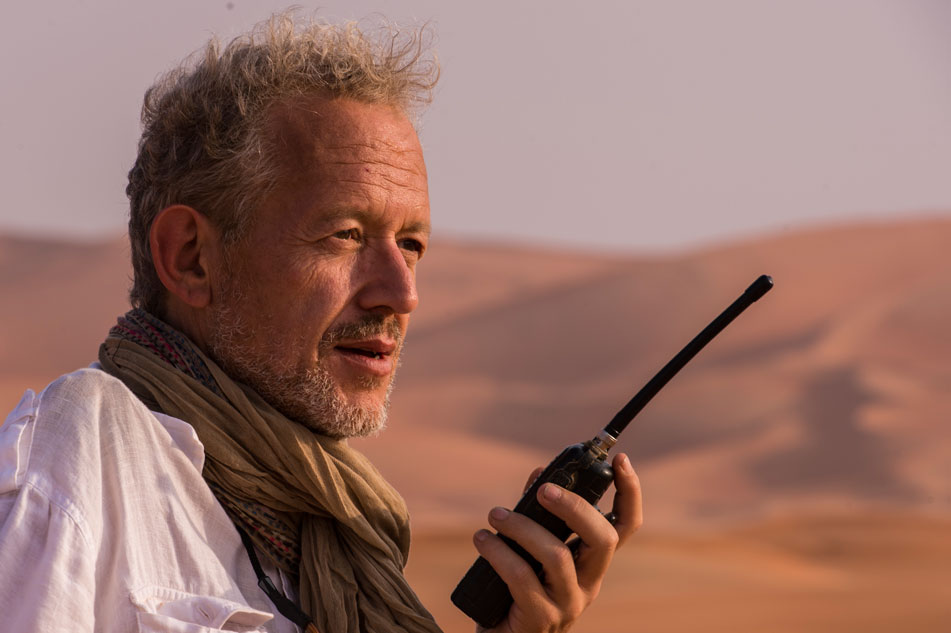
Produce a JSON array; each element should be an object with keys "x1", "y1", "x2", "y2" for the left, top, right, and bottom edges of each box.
[{"x1": 0, "y1": 13, "x2": 641, "y2": 633}]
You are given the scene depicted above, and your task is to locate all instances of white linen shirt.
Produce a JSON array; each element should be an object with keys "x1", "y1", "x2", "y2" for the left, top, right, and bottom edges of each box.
[{"x1": 0, "y1": 367, "x2": 301, "y2": 632}]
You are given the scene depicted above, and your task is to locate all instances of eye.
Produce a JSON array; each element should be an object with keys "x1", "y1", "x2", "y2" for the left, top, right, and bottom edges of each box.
[
  {"x1": 332, "y1": 228, "x2": 361, "y2": 242},
  {"x1": 399, "y1": 237, "x2": 426, "y2": 257}
]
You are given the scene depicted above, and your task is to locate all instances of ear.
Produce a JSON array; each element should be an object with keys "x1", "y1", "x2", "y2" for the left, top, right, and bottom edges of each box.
[{"x1": 149, "y1": 205, "x2": 218, "y2": 309}]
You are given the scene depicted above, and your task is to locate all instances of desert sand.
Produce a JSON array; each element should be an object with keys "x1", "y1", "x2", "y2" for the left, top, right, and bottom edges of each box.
[
  {"x1": 408, "y1": 513, "x2": 951, "y2": 633},
  {"x1": 1, "y1": 216, "x2": 949, "y2": 631}
]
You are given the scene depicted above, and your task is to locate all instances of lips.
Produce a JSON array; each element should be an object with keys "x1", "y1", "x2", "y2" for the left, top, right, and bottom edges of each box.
[
  {"x1": 334, "y1": 338, "x2": 396, "y2": 358},
  {"x1": 332, "y1": 338, "x2": 398, "y2": 376},
  {"x1": 339, "y1": 347, "x2": 386, "y2": 360}
]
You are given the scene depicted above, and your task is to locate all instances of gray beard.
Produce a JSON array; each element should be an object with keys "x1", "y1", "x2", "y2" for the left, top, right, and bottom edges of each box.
[{"x1": 207, "y1": 288, "x2": 400, "y2": 439}]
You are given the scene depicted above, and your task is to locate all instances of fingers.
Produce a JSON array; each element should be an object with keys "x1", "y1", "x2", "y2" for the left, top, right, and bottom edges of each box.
[
  {"x1": 529, "y1": 453, "x2": 641, "y2": 592},
  {"x1": 535, "y1": 483, "x2": 619, "y2": 594},
  {"x1": 481, "y1": 483, "x2": 621, "y2": 600},
  {"x1": 472, "y1": 523, "x2": 571, "y2": 629},
  {"x1": 484, "y1": 505, "x2": 582, "y2": 606},
  {"x1": 473, "y1": 456, "x2": 644, "y2": 633},
  {"x1": 523, "y1": 467, "x2": 544, "y2": 493},
  {"x1": 609, "y1": 453, "x2": 643, "y2": 546}
]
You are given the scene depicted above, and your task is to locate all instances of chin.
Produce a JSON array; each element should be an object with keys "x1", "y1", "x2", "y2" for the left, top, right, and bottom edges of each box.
[
  {"x1": 265, "y1": 370, "x2": 393, "y2": 439},
  {"x1": 298, "y1": 401, "x2": 389, "y2": 439}
]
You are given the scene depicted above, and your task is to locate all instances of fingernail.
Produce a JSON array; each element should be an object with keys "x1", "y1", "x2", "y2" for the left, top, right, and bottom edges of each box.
[
  {"x1": 542, "y1": 484, "x2": 562, "y2": 501},
  {"x1": 490, "y1": 507, "x2": 510, "y2": 521},
  {"x1": 474, "y1": 529, "x2": 489, "y2": 543}
]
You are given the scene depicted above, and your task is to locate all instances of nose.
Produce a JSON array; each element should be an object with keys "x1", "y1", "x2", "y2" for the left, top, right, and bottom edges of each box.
[{"x1": 354, "y1": 239, "x2": 419, "y2": 315}]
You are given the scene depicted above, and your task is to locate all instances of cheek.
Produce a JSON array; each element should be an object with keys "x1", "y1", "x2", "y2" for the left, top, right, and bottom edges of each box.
[{"x1": 289, "y1": 262, "x2": 357, "y2": 329}]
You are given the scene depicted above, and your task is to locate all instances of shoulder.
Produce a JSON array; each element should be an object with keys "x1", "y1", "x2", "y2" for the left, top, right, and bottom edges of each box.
[
  {"x1": 34, "y1": 366, "x2": 149, "y2": 422},
  {"x1": 2, "y1": 367, "x2": 151, "y2": 437},
  {"x1": 0, "y1": 368, "x2": 147, "y2": 548},
  {"x1": 1, "y1": 368, "x2": 189, "y2": 528},
  {"x1": 14, "y1": 367, "x2": 157, "y2": 468},
  {"x1": 1, "y1": 368, "x2": 134, "y2": 484},
  {"x1": 30, "y1": 367, "x2": 205, "y2": 466}
]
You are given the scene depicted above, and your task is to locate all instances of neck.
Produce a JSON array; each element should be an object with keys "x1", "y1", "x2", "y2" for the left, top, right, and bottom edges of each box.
[{"x1": 162, "y1": 299, "x2": 214, "y2": 358}]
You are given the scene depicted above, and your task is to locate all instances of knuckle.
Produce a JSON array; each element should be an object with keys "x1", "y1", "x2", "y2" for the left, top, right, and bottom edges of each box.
[
  {"x1": 540, "y1": 603, "x2": 563, "y2": 629},
  {"x1": 549, "y1": 543, "x2": 575, "y2": 571},
  {"x1": 587, "y1": 522, "x2": 619, "y2": 551},
  {"x1": 510, "y1": 561, "x2": 537, "y2": 585},
  {"x1": 562, "y1": 594, "x2": 586, "y2": 626}
]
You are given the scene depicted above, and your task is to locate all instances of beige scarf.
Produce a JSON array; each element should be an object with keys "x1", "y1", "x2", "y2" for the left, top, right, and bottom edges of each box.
[{"x1": 100, "y1": 332, "x2": 442, "y2": 633}]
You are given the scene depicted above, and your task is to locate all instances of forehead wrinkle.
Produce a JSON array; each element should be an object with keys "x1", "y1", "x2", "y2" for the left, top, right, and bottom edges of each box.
[
  {"x1": 268, "y1": 111, "x2": 422, "y2": 170},
  {"x1": 321, "y1": 139, "x2": 420, "y2": 153},
  {"x1": 313, "y1": 149, "x2": 428, "y2": 193},
  {"x1": 334, "y1": 177, "x2": 428, "y2": 195},
  {"x1": 317, "y1": 144, "x2": 426, "y2": 176},
  {"x1": 268, "y1": 100, "x2": 425, "y2": 174},
  {"x1": 321, "y1": 158, "x2": 426, "y2": 178},
  {"x1": 281, "y1": 147, "x2": 428, "y2": 200},
  {"x1": 263, "y1": 98, "x2": 429, "y2": 229},
  {"x1": 311, "y1": 124, "x2": 419, "y2": 153}
]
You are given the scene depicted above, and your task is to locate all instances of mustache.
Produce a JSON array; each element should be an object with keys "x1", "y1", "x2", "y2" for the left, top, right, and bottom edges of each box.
[{"x1": 319, "y1": 314, "x2": 404, "y2": 348}]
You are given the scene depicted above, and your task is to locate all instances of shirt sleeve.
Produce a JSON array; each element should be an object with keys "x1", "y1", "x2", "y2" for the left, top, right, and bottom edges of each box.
[
  {"x1": 0, "y1": 483, "x2": 96, "y2": 631},
  {"x1": 0, "y1": 389, "x2": 95, "y2": 631}
]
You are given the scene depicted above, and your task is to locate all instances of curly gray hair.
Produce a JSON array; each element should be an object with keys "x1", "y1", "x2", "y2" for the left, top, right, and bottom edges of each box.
[{"x1": 126, "y1": 12, "x2": 438, "y2": 314}]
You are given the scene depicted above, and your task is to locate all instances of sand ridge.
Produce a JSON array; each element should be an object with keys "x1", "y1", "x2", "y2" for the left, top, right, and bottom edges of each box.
[{"x1": 2, "y1": 218, "x2": 949, "y2": 631}]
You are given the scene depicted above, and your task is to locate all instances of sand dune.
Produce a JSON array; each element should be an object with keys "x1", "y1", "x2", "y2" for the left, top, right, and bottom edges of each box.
[
  {"x1": 408, "y1": 513, "x2": 951, "y2": 633},
  {"x1": 2, "y1": 219, "x2": 949, "y2": 528},
  {"x1": 0, "y1": 235, "x2": 130, "y2": 407},
  {"x1": 353, "y1": 217, "x2": 951, "y2": 532},
  {"x1": 2, "y1": 217, "x2": 949, "y2": 632}
]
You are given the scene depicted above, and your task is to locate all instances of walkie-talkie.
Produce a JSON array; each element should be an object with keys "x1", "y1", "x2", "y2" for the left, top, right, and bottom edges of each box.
[{"x1": 451, "y1": 274, "x2": 774, "y2": 629}]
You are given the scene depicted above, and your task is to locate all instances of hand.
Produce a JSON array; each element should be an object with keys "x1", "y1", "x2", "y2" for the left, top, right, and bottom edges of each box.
[{"x1": 472, "y1": 453, "x2": 642, "y2": 633}]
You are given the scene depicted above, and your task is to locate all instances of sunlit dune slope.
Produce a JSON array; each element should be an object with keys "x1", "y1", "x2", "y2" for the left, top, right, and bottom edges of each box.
[
  {"x1": 357, "y1": 217, "x2": 951, "y2": 529},
  {"x1": 1, "y1": 217, "x2": 949, "y2": 532}
]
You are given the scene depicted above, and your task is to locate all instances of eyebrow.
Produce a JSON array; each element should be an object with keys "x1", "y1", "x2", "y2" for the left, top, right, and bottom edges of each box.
[
  {"x1": 314, "y1": 207, "x2": 431, "y2": 237},
  {"x1": 404, "y1": 219, "x2": 433, "y2": 238}
]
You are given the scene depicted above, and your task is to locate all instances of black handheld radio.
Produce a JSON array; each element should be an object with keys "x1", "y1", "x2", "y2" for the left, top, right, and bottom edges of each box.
[{"x1": 451, "y1": 274, "x2": 774, "y2": 629}]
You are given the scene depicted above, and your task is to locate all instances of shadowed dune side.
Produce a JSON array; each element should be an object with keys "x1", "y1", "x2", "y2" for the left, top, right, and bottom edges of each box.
[
  {"x1": 358, "y1": 217, "x2": 951, "y2": 529},
  {"x1": 2, "y1": 218, "x2": 949, "y2": 633},
  {"x1": 2, "y1": 219, "x2": 949, "y2": 530}
]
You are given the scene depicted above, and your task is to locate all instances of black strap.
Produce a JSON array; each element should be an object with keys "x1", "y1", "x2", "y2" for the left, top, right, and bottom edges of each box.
[{"x1": 237, "y1": 526, "x2": 316, "y2": 630}]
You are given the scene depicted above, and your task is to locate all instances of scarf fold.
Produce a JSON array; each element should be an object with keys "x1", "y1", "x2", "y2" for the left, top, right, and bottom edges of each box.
[{"x1": 99, "y1": 310, "x2": 441, "y2": 633}]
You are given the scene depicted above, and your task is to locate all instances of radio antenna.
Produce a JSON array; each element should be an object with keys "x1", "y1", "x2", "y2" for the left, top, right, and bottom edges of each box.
[{"x1": 603, "y1": 274, "x2": 773, "y2": 439}]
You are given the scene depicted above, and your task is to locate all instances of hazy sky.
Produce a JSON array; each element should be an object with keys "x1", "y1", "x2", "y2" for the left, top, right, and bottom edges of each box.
[{"x1": 1, "y1": 0, "x2": 949, "y2": 252}]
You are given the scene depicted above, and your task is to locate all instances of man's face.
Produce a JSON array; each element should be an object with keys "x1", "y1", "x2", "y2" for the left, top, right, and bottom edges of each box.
[{"x1": 207, "y1": 96, "x2": 430, "y2": 438}]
